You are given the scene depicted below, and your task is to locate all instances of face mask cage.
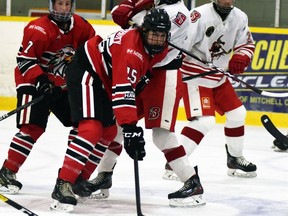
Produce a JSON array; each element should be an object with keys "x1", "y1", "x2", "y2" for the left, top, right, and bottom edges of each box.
[
  {"x1": 142, "y1": 30, "x2": 170, "y2": 55},
  {"x1": 49, "y1": 0, "x2": 75, "y2": 22},
  {"x1": 212, "y1": 0, "x2": 235, "y2": 14}
]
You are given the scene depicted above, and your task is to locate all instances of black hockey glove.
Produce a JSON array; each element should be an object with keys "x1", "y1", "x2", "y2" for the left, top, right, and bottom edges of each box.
[
  {"x1": 35, "y1": 74, "x2": 54, "y2": 95},
  {"x1": 135, "y1": 71, "x2": 152, "y2": 96},
  {"x1": 122, "y1": 125, "x2": 146, "y2": 160}
]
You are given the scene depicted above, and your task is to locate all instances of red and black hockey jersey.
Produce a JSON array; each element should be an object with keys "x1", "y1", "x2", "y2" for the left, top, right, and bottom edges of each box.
[
  {"x1": 15, "y1": 14, "x2": 95, "y2": 88},
  {"x1": 83, "y1": 28, "x2": 167, "y2": 126}
]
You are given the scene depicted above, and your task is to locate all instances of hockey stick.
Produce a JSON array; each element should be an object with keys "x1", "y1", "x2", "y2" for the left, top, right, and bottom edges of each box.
[
  {"x1": 261, "y1": 115, "x2": 288, "y2": 147},
  {"x1": 134, "y1": 151, "x2": 145, "y2": 216},
  {"x1": 182, "y1": 70, "x2": 218, "y2": 81},
  {"x1": 168, "y1": 42, "x2": 288, "y2": 98},
  {"x1": 127, "y1": 20, "x2": 218, "y2": 83},
  {"x1": 0, "y1": 193, "x2": 39, "y2": 216},
  {"x1": 0, "y1": 84, "x2": 67, "y2": 122},
  {"x1": 0, "y1": 95, "x2": 44, "y2": 122}
]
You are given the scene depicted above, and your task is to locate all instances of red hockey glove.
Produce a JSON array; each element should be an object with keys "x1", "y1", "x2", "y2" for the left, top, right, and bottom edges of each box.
[
  {"x1": 228, "y1": 53, "x2": 251, "y2": 74},
  {"x1": 111, "y1": 0, "x2": 135, "y2": 29},
  {"x1": 111, "y1": 0, "x2": 154, "y2": 29}
]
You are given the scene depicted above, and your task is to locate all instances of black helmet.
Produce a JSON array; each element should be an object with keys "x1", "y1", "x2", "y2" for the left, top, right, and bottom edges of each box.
[
  {"x1": 154, "y1": 0, "x2": 181, "y2": 5},
  {"x1": 212, "y1": 0, "x2": 235, "y2": 15},
  {"x1": 140, "y1": 8, "x2": 171, "y2": 55},
  {"x1": 49, "y1": 0, "x2": 76, "y2": 22}
]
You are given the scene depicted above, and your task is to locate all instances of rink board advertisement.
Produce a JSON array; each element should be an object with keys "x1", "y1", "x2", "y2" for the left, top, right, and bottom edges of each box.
[{"x1": 233, "y1": 28, "x2": 288, "y2": 113}]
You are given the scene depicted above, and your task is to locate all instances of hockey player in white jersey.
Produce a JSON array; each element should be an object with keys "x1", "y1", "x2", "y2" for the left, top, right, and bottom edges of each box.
[
  {"x1": 163, "y1": 0, "x2": 257, "y2": 180},
  {"x1": 72, "y1": 0, "x2": 206, "y2": 208}
]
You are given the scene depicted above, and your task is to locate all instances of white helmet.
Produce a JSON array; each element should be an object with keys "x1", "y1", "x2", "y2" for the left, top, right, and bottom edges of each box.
[
  {"x1": 49, "y1": 0, "x2": 76, "y2": 22},
  {"x1": 211, "y1": 0, "x2": 235, "y2": 14}
]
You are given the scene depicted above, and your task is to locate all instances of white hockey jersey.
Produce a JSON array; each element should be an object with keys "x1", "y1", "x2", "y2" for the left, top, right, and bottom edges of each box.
[
  {"x1": 132, "y1": 0, "x2": 191, "y2": 68},
  {"x1": 181, "y1": 3, "x2": 255, "y2": 87}
]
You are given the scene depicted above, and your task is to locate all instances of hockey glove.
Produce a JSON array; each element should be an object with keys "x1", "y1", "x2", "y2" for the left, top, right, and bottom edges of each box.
[
  {"x1": 35, "y1": 74, "x2": 54, "y2": 95},
  {"x1": 111, "y1": 0, "x2": 154, "y2": 29},
  {"x1": 111, "y1": 0, "x2": 135, "y2": 29},
  {"x1": 228, "y1": 53, "x2": 251, "y2": 74},
  {"x1": 135, "y1": 71, "x2": 152, "y2": 95},
  {"x1": 122, "y1": 125, "x2": 146, "y2": 160}
]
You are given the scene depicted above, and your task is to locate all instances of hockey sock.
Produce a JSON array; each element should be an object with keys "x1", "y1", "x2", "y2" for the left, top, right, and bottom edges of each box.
[
  {"x1": 59, "y1": 120, "x2": 103, "y2": 183},
  {"x1": 97, "y1": 141, "x2": 123, "y2": 173},
  {"x1": 163, "y1": 145, "x2": 194, "y2": 182},
  {"x1": 3, "y1": 132, "x2": 35, "y2": 173}
]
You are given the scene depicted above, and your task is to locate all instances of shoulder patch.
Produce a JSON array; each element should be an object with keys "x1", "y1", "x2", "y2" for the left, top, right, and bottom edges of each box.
[
  {"x1": 206, "y1": 26, "x2": 214, "y2": 37},
  {"x1": 172, "y1": 12, "x2": 187, "y2": 27},
  {"x1": 190, "y1": 10, "x2": 201, "y2": 23}
]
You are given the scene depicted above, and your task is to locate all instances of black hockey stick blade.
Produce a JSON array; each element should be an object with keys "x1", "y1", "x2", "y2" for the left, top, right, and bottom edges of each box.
[
  {"x1": 0, "y1": 193, "x2": 39, "y2": 216},
  {"x1": 134, "y1": 151, "x2": 145, "y2": 216},
  {"x1": 261, "y1": 114, "x2": 288, "y2": 144}
]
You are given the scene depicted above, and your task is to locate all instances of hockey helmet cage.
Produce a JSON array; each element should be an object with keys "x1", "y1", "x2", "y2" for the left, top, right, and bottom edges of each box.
[
  {"x1": 140, "y1": 8, "x2": 171, "y2": 55},
  {"x1": 211, "y1": 0, "x2": 235, "y2": 15},
  {"x1": 49, "y1": 0, "x2": 75, "y2": 22}
]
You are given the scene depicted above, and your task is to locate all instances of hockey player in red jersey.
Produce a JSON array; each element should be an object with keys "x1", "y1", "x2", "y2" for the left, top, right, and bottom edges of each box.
[
  {"x1": 164, "y1": 0, "x2": 257, "y2": 179},
  {"x1": 75, "y1": 0, "x2": 206, "y2": 208},
  {"x1": 0, "y1": 0, "x2": 95, "y2": 194},
  {"x1": 50, "y1": 8, "x2": 171, "y2": 212}
]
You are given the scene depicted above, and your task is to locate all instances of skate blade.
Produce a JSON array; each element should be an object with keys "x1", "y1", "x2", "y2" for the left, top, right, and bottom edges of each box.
[
  {"x1": 273, "y1": 147, "x2": 288, "y2": 152},
  {"x1": 50, "y1": 199, "x2": 75, "y2": 212},
  {"x1": 0, "y1": 185, "x2": 20, "y2": 194},
  {"x1": 89, "y1": 189, "x2": 110, "y2": 199},
  {"x1": 162, "y1": 170, "x2": 180, "y2": 181},
  {"x1": 227, "y1": 169, "x2": 257, "y2": 178},
  {"x1": 169, "y1": 195, "x2": 206, "y2": 208}
]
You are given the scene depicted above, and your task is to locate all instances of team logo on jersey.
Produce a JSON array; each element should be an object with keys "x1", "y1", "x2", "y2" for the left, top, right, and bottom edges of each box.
[
  {"x1": 202, "y1": 97, "x2": 211, "y2": 109},
  {"x1": 46, "y1": 46, "x2": 75, "y2": 78},
  {"x1": 148, "y1": 107, "x2": 161, "y2": 120},
  {"x1": 173, "y1": 12, "x2": 187, "y2": 27},
  {"x1": 190, "y1": 10, "x2": 201, "y2": 23},
  {"x1": 206, "y1": 26, "x2": 215, "y2": 37},
  {"x1": 209, "y1": 35, "x2": 232, "y2": 60}
]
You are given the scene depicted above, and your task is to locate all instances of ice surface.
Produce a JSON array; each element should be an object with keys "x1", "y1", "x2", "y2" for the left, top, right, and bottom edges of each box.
[{"x1": 0, "y1": 112, "x2": 287, "y2": 216}]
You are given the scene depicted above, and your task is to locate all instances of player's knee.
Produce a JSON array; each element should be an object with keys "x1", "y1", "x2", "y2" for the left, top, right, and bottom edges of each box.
[
  {"x1": 20, "y1": 124, "x2": 45, "y2": 141},
  {"x1": 78, "y1": 119, "x2": 103, "y2": 143},
  {"x1": 152, "y1": 128, "x2": 179, "y2": 151},
  {"x1": 193, "y1": 115, "x2": 216, "y2": 132},
  {"x1": 225, "y1": 105, "x2": 246, "y2": 127},
  {"x1": 102, "y1": 124, "x2": 117, "y2": 142}
]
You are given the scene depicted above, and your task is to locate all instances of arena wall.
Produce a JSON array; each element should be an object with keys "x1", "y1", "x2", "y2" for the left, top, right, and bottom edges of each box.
[{"x1": 0, "y1": 16, "x2": 286, "y2": 127}]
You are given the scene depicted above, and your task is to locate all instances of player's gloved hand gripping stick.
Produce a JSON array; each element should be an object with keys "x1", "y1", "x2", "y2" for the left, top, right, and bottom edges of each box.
[{"x1": 0, "y1": 84, "x2": 67, "y2": 122}]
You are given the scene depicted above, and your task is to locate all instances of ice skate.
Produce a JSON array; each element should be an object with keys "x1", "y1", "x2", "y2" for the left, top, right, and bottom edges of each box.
[
  {"x1": 168, "y1": 166, "x2": 206, "y2": 207},
  {"x1": 50, "y1": 178, "x2": 77, "y2": 212},
  {"x1": 226, "y1": 144, "x2": 257, "y2": 178},
  {"x1": 162, "y1": 163, "x2": 180, "y2": 181},
  {"x1": 0, "y1": 167, "x2": 22, "y2": 194},
  {"x1": 88, "y1": 171, "x2": 113, "y2": 199},
  {"x1": 72, "y1": 176, "x2": 93, "y2": 198}
]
